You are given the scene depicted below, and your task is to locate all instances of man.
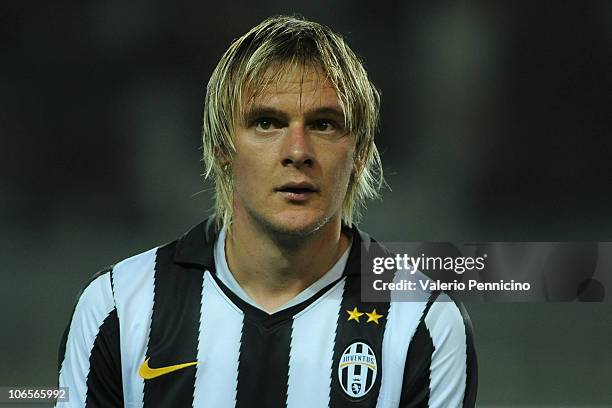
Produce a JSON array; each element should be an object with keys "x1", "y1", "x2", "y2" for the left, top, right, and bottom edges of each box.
[{"x1": 58, "y1": 15, "x2": 477, "y2": 407}]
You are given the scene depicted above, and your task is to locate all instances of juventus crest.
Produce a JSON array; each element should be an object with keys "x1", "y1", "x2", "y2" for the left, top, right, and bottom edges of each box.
[{"x1": 337, "y1": 341, "x2": 378, "y2": 399}]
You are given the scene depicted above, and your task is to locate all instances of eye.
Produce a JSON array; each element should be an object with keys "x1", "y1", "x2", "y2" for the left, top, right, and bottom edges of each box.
[
  {"x1": 311, "y1": 119, "x2": 337, "y2": 132},
  {"x1": 253, "y1": 118, "x2": 278, "y2": 132}
]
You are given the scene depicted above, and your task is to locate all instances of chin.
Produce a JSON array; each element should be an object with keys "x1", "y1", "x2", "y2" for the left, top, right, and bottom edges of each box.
[{"x1": 260, "y1": 210, "x2": 332, "y2": 237}]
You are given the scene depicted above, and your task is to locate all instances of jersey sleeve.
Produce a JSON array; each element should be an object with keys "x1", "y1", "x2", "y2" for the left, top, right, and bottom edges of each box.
[
  {"x1": 57, "y1": 269, "x2": 124, "y2": 408},
  {"x1": 399, "y1": 293, "x2": 478, "y2": 407}
]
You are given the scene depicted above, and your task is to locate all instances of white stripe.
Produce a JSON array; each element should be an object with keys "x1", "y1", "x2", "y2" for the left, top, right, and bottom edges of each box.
[
  {"x1": 57, "y1": 272, "x2": 115, "y2": 408},
  {"x1": 376, "y1": 300, "x2": 429, "y2": 407},
  {"x1": 425, "y1": 293, "x2": 468, "y2": 408},
  {"x1": 286, "y1": 278, "x2": 345, "y2": 408},
  {"x1": 193, "y1": 271, "x2": 244, "y2": 407},
  {"x1": 112, "y1": 247, "x2": 158, "y2": 407},
  {"x1": 376, "y1": 273, "x2": 429, "y2": 407}
]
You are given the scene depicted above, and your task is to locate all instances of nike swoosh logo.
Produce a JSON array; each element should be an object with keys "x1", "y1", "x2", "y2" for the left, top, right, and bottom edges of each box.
[{"x1": 138, "y1": 357, "x2": 199, "y2": 380}]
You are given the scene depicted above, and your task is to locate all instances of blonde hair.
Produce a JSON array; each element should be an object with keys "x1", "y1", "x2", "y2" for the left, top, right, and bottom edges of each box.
[{"x1": 202, "y1": 15, "x2": 383, "y2": 229}]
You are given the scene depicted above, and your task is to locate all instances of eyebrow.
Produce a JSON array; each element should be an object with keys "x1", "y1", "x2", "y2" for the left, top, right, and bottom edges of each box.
[
  {"x1": 243, "y1": 107, "x2": 288, "y2": 124},
  {"x1": 243, "y1": 105, "x2": 346, "y2": 125}
]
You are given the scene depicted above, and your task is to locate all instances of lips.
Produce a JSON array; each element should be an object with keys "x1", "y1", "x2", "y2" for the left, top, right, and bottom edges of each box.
[{"x1": 276, "y1": 182, "x2": 318, "y2": 202}]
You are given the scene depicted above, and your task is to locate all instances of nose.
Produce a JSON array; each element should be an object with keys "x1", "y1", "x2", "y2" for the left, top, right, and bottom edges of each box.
[{"x1": 280, "y1": 122, "x2": 315, "y2": 168}]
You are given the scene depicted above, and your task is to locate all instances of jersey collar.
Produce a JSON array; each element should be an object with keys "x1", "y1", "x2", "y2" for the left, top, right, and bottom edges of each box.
[
  {"x1": 173, "y1": 218, "x2": 217, "y2": 268},
  {"x1": 173, "y1": 217, "x2": 373, "y2": 277}
]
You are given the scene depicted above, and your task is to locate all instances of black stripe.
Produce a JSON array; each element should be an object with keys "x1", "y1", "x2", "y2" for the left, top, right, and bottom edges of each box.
[
  {"x1": 330, "y1": 271, "x2": 390, "y2": 406},
  {"x1": 85, "y1": 308, "x2": 124, "y2": 408},
  {"x1": 453, "y1": 299, "x2": 478, "y2": 407},
  {"x1": 398, "y1": 291, "x2": 440, "y2": 408},
  {"x1": 398, "y1": 291, "x2": 476, "y2": 408},
  {"x1": 235, "y1": 316, "x2": 292, "y2": 408},
  {"x1": 58, "y1": 266, "x2": 114, "y2": 374},
  {"x1": 143, "y1": 243, "x2": 203, "y2": 408},
  {"x1": 421, "y1": 290, "x2": 441, "y2": 323},
  {"x1": 365, "y1": 367, "x2": 374, "y2": 389},
  {"x1": 399, "y1": 319, "x2": 434, "y2": 408},
  {"x1": 109, "y1": 268, "x2": 116, "y2": 298}
]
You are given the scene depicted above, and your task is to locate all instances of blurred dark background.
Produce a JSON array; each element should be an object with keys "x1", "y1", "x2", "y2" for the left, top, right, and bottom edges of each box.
[{"x1": 1, "y1": 1, "x2": 611, "y2": 406}]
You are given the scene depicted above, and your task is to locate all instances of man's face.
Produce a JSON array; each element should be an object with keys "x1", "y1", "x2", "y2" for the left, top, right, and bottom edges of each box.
[{"x1": 230, "y1": 65, "x2": 356, "y2": 236}]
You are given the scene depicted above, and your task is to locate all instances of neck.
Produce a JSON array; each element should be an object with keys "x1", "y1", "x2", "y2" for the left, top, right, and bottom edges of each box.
[{"x1": 225, "y1": 214, "x2": 350, "y2": 313}]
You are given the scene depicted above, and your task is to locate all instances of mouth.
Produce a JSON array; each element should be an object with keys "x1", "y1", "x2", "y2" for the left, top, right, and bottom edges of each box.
[{"x1": 276, "y1": 182, "x2": 318, "y2": 202}]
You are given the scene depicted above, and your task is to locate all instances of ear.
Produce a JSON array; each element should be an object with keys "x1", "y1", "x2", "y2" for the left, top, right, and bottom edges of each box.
[
  {"x1": 220, "y1": 159, "x2": 232, "y2": 176},
  {"x1": 214, "y1": 146, "x2": 232, "y2": 169},
  {"x1": 353, "y1": 148, "x2": 367, "y2": 176}
]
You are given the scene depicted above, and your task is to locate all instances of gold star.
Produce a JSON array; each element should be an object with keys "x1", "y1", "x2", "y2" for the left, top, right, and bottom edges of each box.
[
  {"x1": 346, "y1": 307, "x2": 364, "y2": 322},
  {"x1": 366, "y1": 309, "x2": 384, "y2": 324}
]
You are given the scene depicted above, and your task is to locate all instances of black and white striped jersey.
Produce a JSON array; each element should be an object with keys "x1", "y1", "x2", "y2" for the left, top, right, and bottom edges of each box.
[{"x1": 57, "y1": 219, "x2": 477, "y2": 407}]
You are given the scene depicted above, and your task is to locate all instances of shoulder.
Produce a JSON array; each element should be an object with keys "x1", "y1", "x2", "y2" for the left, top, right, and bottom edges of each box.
[
  {"x1": 65, "y1": 266, "x2": 117, "y2": 331},
  {"x1": 398, "y1": 292, "x2": 478, "y2": 406},
  {"x1": 110, "y1": 217, "x2": 219, "y2": 285},
  {"x1": 63, "y1": 244, "x2": 162, "y2": 335},
  {"x1": 421, "y1": 291, "x2": 474, "y2": 341},
  {"x1": 384, "y1": 289, "x2": 475, "y2": 354},
  {"x1": 111, "y1": 246, "x2": 160, "y2": 286},
  {"x1": 58, "y1": 265, "x2": 118, "y2": 375},
  {"x1": 354, "y1": 226, "x2": 474, "y2": 334}
]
